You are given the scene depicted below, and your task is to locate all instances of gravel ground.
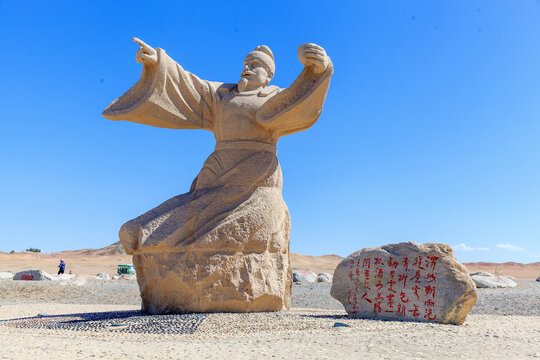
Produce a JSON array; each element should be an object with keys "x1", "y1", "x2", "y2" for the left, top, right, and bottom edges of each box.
[
  {"x1": 0, "y1": 279, "x2": 539, "y2": 359},
  {"x1": 1, "y1": 279, "x2": 539, "y2": 316}
]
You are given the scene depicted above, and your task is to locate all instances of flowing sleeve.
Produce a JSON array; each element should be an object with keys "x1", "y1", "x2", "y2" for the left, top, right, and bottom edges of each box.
[
  {"x1": 102, "y1": 49, "x2": 221, "y2": 131},
  {"x1": 256, "y1": 59, "x2": 333, "y2": 137}
]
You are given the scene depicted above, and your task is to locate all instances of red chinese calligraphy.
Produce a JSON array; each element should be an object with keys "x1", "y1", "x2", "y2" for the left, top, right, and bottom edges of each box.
[
  {"x1": 424, "y1": 308, "x2": 437, "y2": 320},
  {"x1": 412, "y1": 285, "x2": 420, "y2": 300},
  {"x1": 402, "y1": 257, "x2": 409, "y2": 271},
  {"x1": 388, "y1": 257, "x2": 399, "y2": 269},
  {"x1": 413, "y1": 256, "x2": 425, "y2": 269},
  {"x1": 361, "y1": 292, "x2": 372, "y2": 303},
  {"x1": 426, "y1": 256, "x2": 439, "y2": 271},
  {"x1": 426, "y1": 272, "x2": 436, "y2": 283},
  {"x1": 408, "y1": 304, "x2": 420, "y2": 317},
  {"x1": 397, "y1": 274, "x2": 408, "y2": 287},
  {"x1": 362, "y1": 280, "x2": 371, "y2": 290},
  {"x1": 362, "y1": 258, "x2": 371, "y2": 268},
  {"x1": 411, "y1": 270, "x2": 421, "y2": 283},
  {"x1": 400, "y1": 291, "x2": 409, "y2": 303},
  {"x1": 424, "y1": 285, "x2": 436, "y2": 299},
  {"x1": 396, "y1": 303, "x2": 406, "y2": 317},
  {"x1": 386, "y1": 293, "x2": 395, "y2": 308},
  {"x1": 387, "y1": 279, "x2": 396, "y2": 293}
]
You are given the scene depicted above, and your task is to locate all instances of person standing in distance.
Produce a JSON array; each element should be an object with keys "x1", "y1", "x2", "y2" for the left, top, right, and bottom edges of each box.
[{"x1": 58, "y1": 259, "x2": 65, "y2": 275}]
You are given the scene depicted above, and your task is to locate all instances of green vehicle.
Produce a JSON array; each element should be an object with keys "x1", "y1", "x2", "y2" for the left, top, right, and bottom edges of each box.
[{"x1": 117, "y1": 264, "x2": 136, "y2": 275}]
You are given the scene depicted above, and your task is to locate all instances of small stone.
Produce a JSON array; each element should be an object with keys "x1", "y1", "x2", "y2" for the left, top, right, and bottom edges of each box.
[
  {"x1": 292, "y1": 270, "x2": 317, "y2": 283},
  {"x1": 470, "y1": 272, "x2": 517, "y2": 288},
  {"x1": 316, "y1": 273, "x2": 333, "y2": 283}
]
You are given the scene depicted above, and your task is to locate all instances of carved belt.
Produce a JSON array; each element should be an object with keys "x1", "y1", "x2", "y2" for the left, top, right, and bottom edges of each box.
[{"x1": 214, "y1": 140, "x2": 277, "y2": 153}]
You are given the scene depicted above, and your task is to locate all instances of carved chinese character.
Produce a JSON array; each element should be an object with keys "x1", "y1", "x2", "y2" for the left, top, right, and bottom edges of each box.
[
  {"x1": 397, "y1": 274, "x2": 408, "y2": 287},
  {"x1": 388, "y1": 257, "x2": 399, "y2": 269},
  {"x1": 426, "y1": 256, "x2": 439, "y2": 271},
  {"x1": 412, "y1": 285, "x2": 421, "y2": 300},
  {"x1": 408, "y1": 304, "x2": 420, "y2": 317},
  {"x1": 362, "y1": 280, "x2": 371, "y2": 290},
  {"x1": 361, "y1": 292, "x2": 372, "y2": 304},
  {"x1": 413, "y1": 256, "x2": 425, "y2": 269},
  {"x1": 400, "y1": 291, "x2": 409, "y2": 303},
  {"x1": 386, "y1": 293, "x2": 395, "y2": 308},
  {"x1": 387, "y1": 279, "x2": 397, "y2": 293},
  {"x1": 362, "y1": 258, "x2": 371, "y2": 268},
  {"x1": 424, "y1": 308, "x2": 437, "y2": 320},
  {"x1": 411, "y1": 270, "x2": 421, "y2": 283},
  {"x1": 396, "y1": 303, "x2": 406, "y2": 317},
  {"x1": 402, "y1": 257, "x2": 409, "y2": 271},
  {"x1": 425, "y1": 285, "x2": 436, "y2": 299}
]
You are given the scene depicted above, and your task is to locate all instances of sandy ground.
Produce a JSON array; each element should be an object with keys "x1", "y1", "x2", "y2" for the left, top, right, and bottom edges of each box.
[
  {"x1": 0, "y1": 303, "x2": 539, "y2": 359},
  {"x1": 1, "y1": 248, "x2": 539, "y2": 279}
]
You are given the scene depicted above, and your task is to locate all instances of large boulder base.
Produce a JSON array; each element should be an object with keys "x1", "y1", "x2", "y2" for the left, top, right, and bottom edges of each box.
[
  {"x1": 331, "y1": 242, "x2": 477, "y2": 325},
  {"x1": 134, "y1": 251, "x2": 291, "y2": 314}
]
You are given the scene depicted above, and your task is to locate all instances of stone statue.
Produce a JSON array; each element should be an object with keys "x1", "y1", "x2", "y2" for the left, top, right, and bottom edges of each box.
[{"x1": 103, "y1": 38, "x2": 333, "y2": 314}]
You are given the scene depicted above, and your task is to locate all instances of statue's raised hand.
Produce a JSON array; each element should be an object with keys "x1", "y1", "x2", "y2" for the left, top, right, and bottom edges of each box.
[
  {"x1": 298, "y1": 43, "x2": 329, "y2": 74},
  {"x1": 133, "y1": 37, "x2": 157, "y2": 65}
]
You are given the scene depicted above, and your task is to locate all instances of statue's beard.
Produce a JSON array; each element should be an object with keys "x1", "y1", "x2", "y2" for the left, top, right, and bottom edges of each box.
[{"x1": 237, "y1": 78, "x2": 249, "y2": 92}]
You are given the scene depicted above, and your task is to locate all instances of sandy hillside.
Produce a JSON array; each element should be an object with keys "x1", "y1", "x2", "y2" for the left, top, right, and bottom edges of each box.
[{"x1": 1, "y1": 243, "x2": 538, "y2": 280}]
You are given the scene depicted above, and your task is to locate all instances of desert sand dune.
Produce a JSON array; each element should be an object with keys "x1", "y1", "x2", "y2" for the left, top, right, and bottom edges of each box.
[{"x1": 1, "y1": 243, "x2": 538, "y2": 279}]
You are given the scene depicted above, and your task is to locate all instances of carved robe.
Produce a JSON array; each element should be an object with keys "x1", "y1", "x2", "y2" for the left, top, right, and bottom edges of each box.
[{"x1": 103, "y1": 48, "x2": 332, "y2": 313}]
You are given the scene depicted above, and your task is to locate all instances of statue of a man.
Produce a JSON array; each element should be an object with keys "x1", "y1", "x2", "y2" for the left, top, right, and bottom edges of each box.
[{"x1": 103, "y1": 38, "x2": 333, "y2": 314}]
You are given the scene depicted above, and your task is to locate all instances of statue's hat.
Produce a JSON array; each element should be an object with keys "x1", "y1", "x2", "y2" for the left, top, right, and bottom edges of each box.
[{"x1": 247, "y1": 45, "x2": 275, "y2": 77}]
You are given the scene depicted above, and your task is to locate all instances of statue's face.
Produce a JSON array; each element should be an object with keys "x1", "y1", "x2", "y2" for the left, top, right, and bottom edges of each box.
[{"x1": 240, "y1": 55, "x2": 270, "y2": 86}]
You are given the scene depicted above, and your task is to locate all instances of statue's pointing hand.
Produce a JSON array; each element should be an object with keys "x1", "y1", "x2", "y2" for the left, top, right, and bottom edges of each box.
[
  {"x1": 298, "y1": 43, "x2": 329, "y2": 75},
  {"x1": 133, "y1": 37, "x2": 157, "y2": 65}
]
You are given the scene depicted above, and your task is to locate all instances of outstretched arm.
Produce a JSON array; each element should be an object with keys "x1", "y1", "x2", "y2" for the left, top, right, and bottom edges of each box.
[
  {"x1": 103, "y1": 38, "x2": 221, "y2": 131},
  {"x1": 256, "y1": 43, "x2": 333, "y2": 137}
]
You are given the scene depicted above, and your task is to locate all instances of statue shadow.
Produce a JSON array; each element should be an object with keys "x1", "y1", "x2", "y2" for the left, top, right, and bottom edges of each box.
[{"x1": 0, "y1": 310, "x2": 144, "y2": 324}]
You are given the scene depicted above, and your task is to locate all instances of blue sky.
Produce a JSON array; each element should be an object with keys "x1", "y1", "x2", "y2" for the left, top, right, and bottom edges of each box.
[{"x1": 1, "y1": 1, "x2": 539, "y2": 263}]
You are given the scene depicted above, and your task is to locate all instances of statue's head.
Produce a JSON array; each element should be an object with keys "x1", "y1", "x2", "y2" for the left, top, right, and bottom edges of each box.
[{"x1": 238, "y1": 45, "x2": 275, "y2": 92}]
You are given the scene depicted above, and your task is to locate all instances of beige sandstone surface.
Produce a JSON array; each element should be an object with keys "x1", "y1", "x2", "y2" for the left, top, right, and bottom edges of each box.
[{"x1": 100, "y1": 39, "x2": 333, "y2": 313}]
